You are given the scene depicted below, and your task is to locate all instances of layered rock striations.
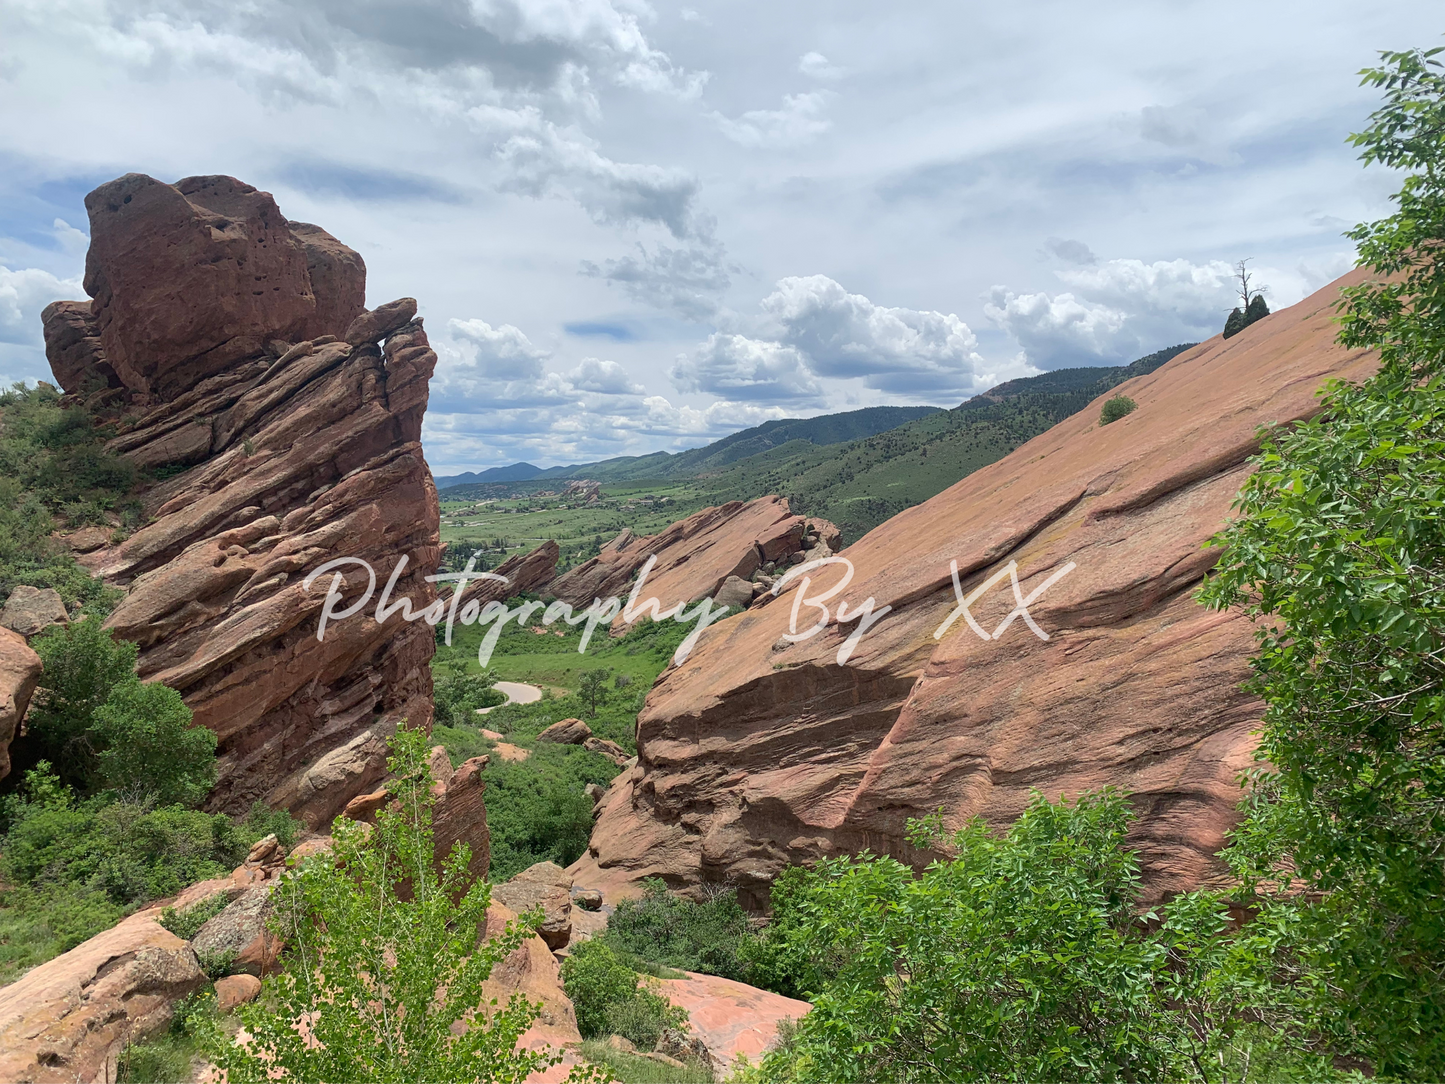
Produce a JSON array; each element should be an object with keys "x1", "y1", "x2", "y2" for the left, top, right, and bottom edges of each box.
[
  {"x1": 573, "y1": 269, "x2": 1381, "y2": 908},
  {"x1": 42, "y1": 173, "x2": 441, "y2": 826}
]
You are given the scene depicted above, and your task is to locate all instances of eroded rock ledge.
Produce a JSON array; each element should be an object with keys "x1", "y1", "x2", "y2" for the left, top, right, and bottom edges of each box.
[{"x1": 42, "y1": 173, "x2": 441, "y2": 826}]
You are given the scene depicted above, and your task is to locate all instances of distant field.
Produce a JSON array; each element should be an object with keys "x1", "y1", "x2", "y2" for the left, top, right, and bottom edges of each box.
[{"x1": 439, "y1": 479, "x2": 706, "y2": 569}]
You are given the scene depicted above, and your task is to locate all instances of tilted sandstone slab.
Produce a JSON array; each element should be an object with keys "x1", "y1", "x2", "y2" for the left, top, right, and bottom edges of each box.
[
  {"x1": 547, "y1": 495, "x2": 811, "y2": 615},
  {"x1": 0, "y1": 913, "x2": 206, "y2": 1084},
  {"x1": 572, "y1": 269, "x2": 1381, "y2": 908},
  {"x1": 0, "y1": 627, "x2": 43, "y2": 780},
  {"x1": 656, "y1": 971, "x2": 812, "y2": 1072},
  {"x1": 42, "y1": 174, "x2": 441, "y2": 828}
]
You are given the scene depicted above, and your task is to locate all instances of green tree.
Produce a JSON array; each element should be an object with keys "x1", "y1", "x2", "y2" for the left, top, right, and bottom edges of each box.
[
  {"x1": 577, "y1": 669, "x2": 610, "y2": 717},
  {"x1": 1099, "y1": 393, "x2": 1137, "y2": 424},
  {"x1": 210, "y1": 724, "x2": 597, "y2": 1084},
  {"x1": 26, "y1": 617, "x2": 138, "y2": 787},
  {"x1": 92, "y1": 681, "x2": 216, "y2": 807},
  {"x1": 1200, "y1": 44, "x2": 1445, "y2": 1078},
  {"x1": 747, "y1": 790, "x2": 1325, "y2": 1084},
  {"x1": 560, "y1": 939, "x2": 688, "y2": 1051}
]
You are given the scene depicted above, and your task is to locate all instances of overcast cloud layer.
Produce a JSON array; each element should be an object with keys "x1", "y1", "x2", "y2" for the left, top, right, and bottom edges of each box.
[{"x1": 0, "y1": 1, "x2": 1436, "y2": 470}]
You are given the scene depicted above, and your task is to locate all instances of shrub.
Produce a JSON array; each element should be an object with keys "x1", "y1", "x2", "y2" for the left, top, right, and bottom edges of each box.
[
  {"x1": 604, "y1": 878, "x2": 753, "y2": 981},
  {"x1": 209, "y1": 724, "x2": 585, "y2": 1083},
  {"x1": 1099, "y1": 393, "x2": 1137, "y2": 424},
  {"x1": 432, "y1": 668, "x2": 505, "y2": 726},
  {"x1": 93, "y1": 681, "x2": 216, "y2": 807},
  {"x1": 159, "y1": 893, "x2": 230, "y2": 941},
  {"x1": 747, "y1": 790, "x2": 1334, "y2": 1083},
  {"x1": 560, "y1": 939, "x2": 687, "y2": 1051},
  {"x1": 26, "y1": 617, "x2": 138, "y2": 788}
]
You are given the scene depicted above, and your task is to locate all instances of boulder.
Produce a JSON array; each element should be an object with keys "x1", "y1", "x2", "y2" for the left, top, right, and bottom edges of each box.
[
  {"x1": 60, "y1": 525, "x2": 113, "y2": 553},
  {"x1": 190, "y1": 884, "x2": 280, "y2": 977},
  {"x1": 80, "y1": 174, "x2": 344, "y2": 399},
  {"x1": 0, "y1": 628, "x2": 42, "y2": 781},
  {"x1": 570, "y1": 887, "x2": 603, "y2": 911},
  {"x1": 493, "y1": 742, "x2": 530, "y2": 762},
  {"x1": 713, "y1": 575, "x2": 754, "y2": 612},
  {"x1": 572, "y1": 267, "x2": 1383, "y2": 908},
  {"x1": 536, "y1": 718, "x2": 591, "y2": 745},
  {"x1": 343, "y1": 297, "x2": 418, "y2": 347},
  {"x1": 40, "y1": 300, "x2": 119, "y2": 394},
  {"x1": 213, "y1": 973, "x2": 262, "y2": 1013},
  {"x1": 287, "y1": 220, "x2": 367, "y2": 337},
  {"x1": 480, "y1": 728, "x2": 504, "y2": 741},
  {"x1": 42, "y1": 173, "x2": 440, "y2": 828},
  {"x1": 806, "y1": 517, "x2": 843, "y2": 551},
  {"x1": 0, "y1": 913, "x2": 206, "y2": 1084},
  {"x1": 582, "y1": 737, "x2": 629, "y2": 766},
  {"x1": 1, "y1": 585, "x2": 68, "y2": 638},
  {"x1": 584, "y1": 782, "x2": 606, "y2": 805},
  {"x1": 491, "y1": 862, "x2": 572, "y2": 951},
  {"x1": 430, "y1": 748, "x2": 491, "y2": 882},
  {"x1": 481, "y1": 901, "x2": 584, "y2": 1081},
  {"x1": 656, "y1": 971, "x2": 812, "y2": 1073}
]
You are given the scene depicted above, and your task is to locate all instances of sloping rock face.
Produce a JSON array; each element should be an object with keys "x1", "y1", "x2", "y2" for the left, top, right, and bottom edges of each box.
[
  {"x1": 43, "y1": 173, "x2": 440, "y2": 827},
  {"x1": 0, "y1": 628, "x2": 43, "y2": 781},
  {"x1": 657, "y1": 971, "x2": 811, "y2": 1072},
  {"x1": 547, "y1": 495, "x2": 826, "y2": 612},
  {"x1": 0, "y1": 913, "x2": 206, "y2": 1084},
  {"x1": 573, "y1": 270, "x2": 1381, "y2": 908}
]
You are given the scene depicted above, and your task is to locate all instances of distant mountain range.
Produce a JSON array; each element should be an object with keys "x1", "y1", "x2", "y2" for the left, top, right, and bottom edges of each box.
[
  {"x1": 432, "y1": 405, "x2": 941, "y2": 490},
  {"x1": 435, "y1": 346, "x2": 1198, "y2": 540}
]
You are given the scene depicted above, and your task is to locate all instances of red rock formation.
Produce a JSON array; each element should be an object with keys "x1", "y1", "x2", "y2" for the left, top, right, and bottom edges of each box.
[
  {"x1": 42, "y1": 173, "x2": 440, "y2": 828},
  {"x1": 430, "y1": 746, "x2": 492, "y2": 881},
  {"x1": 547, "y1": 495, "x2": 817, "y2": 614},
  {"x1": 0, "y1": 628, "x2": 43, "y2": 781},
  {"x1": 656, "y1": 971, "x2": 811, "y2": 1072},
  {"x1": 573, "y1": 269, "x2": 1381, "y2": 908},
  {"x1": 0, "y1": 913, "x2": 206, "y2": 1083}
]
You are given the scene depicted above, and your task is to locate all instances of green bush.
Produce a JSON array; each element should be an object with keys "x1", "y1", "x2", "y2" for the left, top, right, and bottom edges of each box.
[
  {"x1": 159, "y1": 892, "x2": 230, "y2": 941},
  {"x1": 432, "y1": 668, "x2": 505, "y2": 726},
  {"x1": 93, "y1": 680, "x2": 216, "y2": 807},
  {"x1": 603, "y1": 878, "x2": 753, "y2": 982},
  {"x1": 747, "y1": 790, "x2": 1335, "y2": 1083},
  {"x1": 25, "y1": 617, "x2": 138, "y2": 788},
  {"x1": 209, "y1": 725, "x2": 565, "y2": 1083},
  {"x1": 1099, "y1": 393, "x2": 1137, "y2": 425},
  {"x1": 561, "y1": 939, "x2": 688, "y2": 1051},
  {"x1": 117, "y1": 991, "x2": 218, "y2": 1083}
]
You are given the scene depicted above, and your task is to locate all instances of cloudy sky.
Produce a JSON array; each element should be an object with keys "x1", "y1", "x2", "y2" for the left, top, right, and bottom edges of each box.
[{"x1": 1, "y1": 2, "x2": 1437, "y2": 471}]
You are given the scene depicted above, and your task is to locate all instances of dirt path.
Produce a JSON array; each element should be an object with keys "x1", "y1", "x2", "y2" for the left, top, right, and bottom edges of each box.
[{"x1": 476, "y1": 681, "x2": 544, "y2": 715}]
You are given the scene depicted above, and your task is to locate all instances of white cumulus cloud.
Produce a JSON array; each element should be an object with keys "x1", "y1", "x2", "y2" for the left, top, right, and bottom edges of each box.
[{"x1": 712, "y1": 91, "x2": 831, "y2": 148}]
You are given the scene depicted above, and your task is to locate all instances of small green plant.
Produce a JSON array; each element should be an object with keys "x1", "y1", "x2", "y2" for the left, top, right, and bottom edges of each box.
[
  {"x1": 210, "y1": 724, "x2": 599, "y2": 1083},
  {"x1": 561, "y1": 939, "x2": 688, "y2": 1051},
  {"x1": 1099, "y1": 394, "x2": 1137, "y2": 425},
  {"x1": 195, "y1": 946, "x2": 238, "y2": 980},
  {"x1": 117, "y1": 990, "x2": 218, "y2": 1083},
  {"x1": 159, "y1": 893, "x2": 230, "y2": 941},
  {"x1": 604, "y1": 879, "x2": 753, "y2": 982}
]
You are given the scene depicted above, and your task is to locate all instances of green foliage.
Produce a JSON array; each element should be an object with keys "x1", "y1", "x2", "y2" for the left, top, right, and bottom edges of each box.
[
  {"x1": 561, "y1": 939, "x2": 689, "y2": 1051},
  {"x1": 577, "y1": 668, "x2": 610, "y2": 716},
  {"x1": 159, "y1": 892, "x2": 230, "y2": 941},
  {"x1": 0, "y1": 383, "x2": 135, "y2": 609},
  {"x1": 748, "y1": 790, "x2": 1335, "y2": 1084},
  {"x1": 117, "y1": 991, "x2": 219, "y2": 1083},
  {"x1": 1223, "y1": 296, "x2": 1271, "y2": 339},
  {"x1": 1198, "y1": 44, "x2": 1445, "y2": 1080},
  {"x1": 93, "y1": 680, "x2": 217, "y2": 806},
  {"x1": 211, "y1": 724, "x2": 594, "y2": 1084},
  {"x1": 580, "y1": 1039, "x2": 714, "y2": 1084},
  {"x1": 433, "y1": 667, "x2": 505, "y2": 726},
  {"x1": 603, "y1": 879, "x2": 753, "y2": 983},
  {"x1": 1099, "y1": 393, "x2": 1137, "y2": 424},
  {"x1": 481, "y1": 744, "x2": 615, "y2": 881},
  {"x1": 239, "y1": 800, "x2": 305, "y2": 850},
  {"x1": 25, "y1": 617, "x2": 139, "y2": 787}
]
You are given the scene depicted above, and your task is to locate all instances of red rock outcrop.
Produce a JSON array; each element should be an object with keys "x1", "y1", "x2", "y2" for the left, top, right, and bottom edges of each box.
[
  {"x1": 41, "y1": 173, "x2": 441, "y2": 827},
  {"x1": 573, "y1": 269, "x2": 1381, "y2": 908},
  {"x1": 430, "y1": 746, "x2": 492, "y2": 881},
  {"x1": 0, "y1": 628, "x2": 43, "y2": 781},
  {"x1": 547, "y1": 496, "x2": 829, "y2": 615},
  {"x1": 80, "y1": 174, "x2": 365, "y2": 399},
  {"x1": 0, "y1": 913, "x2": 207, "y2": 1083},
  {"x1": 657, "y1": 971, "x2": 811, "y2": 1072}
]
